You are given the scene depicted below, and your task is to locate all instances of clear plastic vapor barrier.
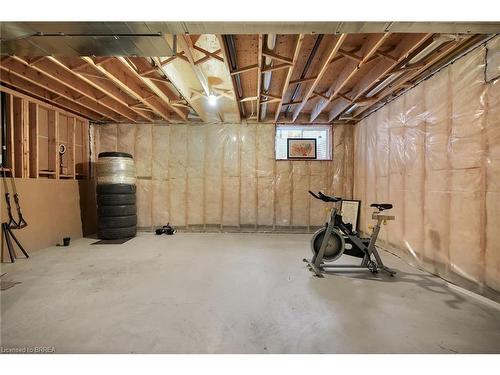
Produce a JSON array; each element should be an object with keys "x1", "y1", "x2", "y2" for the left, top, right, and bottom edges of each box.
[
  {"x1": 92, "y1": 122, "x2": 354, "y2": 233},
  {"x1": 353, "y1": 37, "x2": 500, "y2": 300}
]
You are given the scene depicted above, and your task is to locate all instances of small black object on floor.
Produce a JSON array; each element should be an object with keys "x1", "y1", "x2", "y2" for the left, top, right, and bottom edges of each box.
[
  {"x1": 155, "y1": 223, "x2": 177, "y2": 235},
  {"x1": 91, "y1": 237, "x2": 134, "y2": 245}
]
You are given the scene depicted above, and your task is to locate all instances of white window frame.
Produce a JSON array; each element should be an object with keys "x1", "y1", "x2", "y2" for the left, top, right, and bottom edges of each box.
[{"x1": 274, "y1": 124, "x2": 333, "y2": 161}]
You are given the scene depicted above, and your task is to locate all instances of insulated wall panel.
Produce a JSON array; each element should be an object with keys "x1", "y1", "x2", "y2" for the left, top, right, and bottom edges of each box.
[
  {"x1": 98, "y1": 124, "x2": 117, "y2": 152},
  {"x1": 135, "y1": 124, "x2": 152, "y2": 177},
  {"x1": 152, "y1": 125, "x2": 169, "y2": 181},
  {"x1": 94, "y1": 122, "x2": 354, "y2": 234},
  {"x1": 353, "y1": 39, "x2": 500, "y2": 301},
  {"x1": 117, "y1": 123, "x2": 136, "y2": 155}
]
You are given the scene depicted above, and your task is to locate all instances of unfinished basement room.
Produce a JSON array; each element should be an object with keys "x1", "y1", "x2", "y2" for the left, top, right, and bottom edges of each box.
[{"x1": 1, "y1": 3, "x2": 500, "y2": 368}]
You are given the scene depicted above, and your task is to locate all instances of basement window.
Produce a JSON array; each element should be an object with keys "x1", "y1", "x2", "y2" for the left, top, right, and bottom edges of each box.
[{"x1": 275, "y1": 124, "x2": 332, "y2": 160}]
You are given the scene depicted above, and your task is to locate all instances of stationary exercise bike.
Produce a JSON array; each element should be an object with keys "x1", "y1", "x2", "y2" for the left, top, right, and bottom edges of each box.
[{"x1": 303, "y1": 191, "x2": 396, "y2": 277}]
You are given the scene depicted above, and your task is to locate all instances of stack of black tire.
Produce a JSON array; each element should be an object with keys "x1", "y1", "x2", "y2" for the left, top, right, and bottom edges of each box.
[{"x1": 96, "y1": 152, "x2": 137, "y2": 240}]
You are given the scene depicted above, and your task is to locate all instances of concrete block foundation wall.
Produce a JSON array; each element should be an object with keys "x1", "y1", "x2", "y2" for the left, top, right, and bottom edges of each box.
[
  {"x1": 353, "y1": 39, "x2": 500, "y2": 301},
  {"x1": 93, "y1": 122, "x2": 354, "y2": 232}
]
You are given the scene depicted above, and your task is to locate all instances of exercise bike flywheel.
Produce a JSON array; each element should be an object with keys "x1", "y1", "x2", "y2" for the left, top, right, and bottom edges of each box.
[{"x1": 311, "y1": 227, "x2": 345, "y2": 261}]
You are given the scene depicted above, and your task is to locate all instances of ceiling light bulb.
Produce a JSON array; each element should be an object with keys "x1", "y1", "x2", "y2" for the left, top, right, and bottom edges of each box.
[{"x1": 208, "y1": 93, "x2": 217, "y2": 106}]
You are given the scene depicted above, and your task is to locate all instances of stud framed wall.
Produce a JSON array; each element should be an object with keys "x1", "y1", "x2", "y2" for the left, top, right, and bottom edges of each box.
[{"x1": 1, "y1": 86, "x2": 90, "y2": 180}]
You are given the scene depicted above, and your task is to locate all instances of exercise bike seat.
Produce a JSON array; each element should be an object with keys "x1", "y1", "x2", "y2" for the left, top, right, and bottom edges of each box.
[{"x1": 370, "y1": 203, "x2": 393, "y2": 211}]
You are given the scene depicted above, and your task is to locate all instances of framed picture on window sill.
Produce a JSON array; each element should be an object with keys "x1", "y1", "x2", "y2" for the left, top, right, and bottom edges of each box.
[{"x1": 287, "y1": 138, "x2": 317, "y2": 160}]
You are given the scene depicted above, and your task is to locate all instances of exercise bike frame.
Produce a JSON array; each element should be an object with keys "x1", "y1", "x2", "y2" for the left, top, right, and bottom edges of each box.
[{"x1": 303, "y1": 197, "x2": 396, "y2": 277}]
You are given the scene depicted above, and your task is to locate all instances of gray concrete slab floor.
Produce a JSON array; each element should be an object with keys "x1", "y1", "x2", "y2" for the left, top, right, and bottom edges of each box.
[{"x1": 1, "y1": 233, "x2": 499, "y2": 354}]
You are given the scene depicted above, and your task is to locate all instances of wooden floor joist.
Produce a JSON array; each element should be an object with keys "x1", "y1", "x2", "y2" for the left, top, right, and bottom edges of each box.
[
  {"x1": 14, "y1": 56, "x2": 141, "y2": 123},
  {"x1": 0, "y1": 31, "x2": 483, "y2": 125},
  {"x1": 309, "y1": 33, "x2": 390, "y2": 122},
  {"x1": 327, "y1": 33, "x2": 433, "y2": 122},
  {"x1": 82, "y1": 56, "x2": 171, "y2": 122},
  {"x1": 291, "y1": 34, "x2": 347, "y2": 122},
  {"x1": 118, "y1": 57, "x2": 188, "y2": 121},
  {"x1": 216, "y1": 34, "x2": 242, "y2": 123},
  {"x1": 256, "y1": 35, "x2": 263, "y2": 122},
  {"x1": 274, "y1": 34, "x2": 304, "y2": 122},
  {"x1": 49, "y1": 57, "x2": 155, "y2": 122},
  {"x1": 0, "y1": 70, "x2": 107, "y2": 120},
  {"x1": 0, "y1": 58, "x2": 119, "y2": 122},
  {"x1": 353, "y1": 37, "x2": 470, "y2": 119}
]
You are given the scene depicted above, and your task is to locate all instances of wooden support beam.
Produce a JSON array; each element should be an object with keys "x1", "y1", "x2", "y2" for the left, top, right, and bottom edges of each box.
[
  {"x1": 327, "y1": 33, "x2": 432, "y2": 122},
  {"x1": 178, "y1": 35, "x2": 210, "y2": 96},
  {"x1": 193, "y1": 45, "x2": 224, "y2": 63},
  {"x1": 159, "y1": 52, "x2": 189, "y2": 66},
  {"x1": 376, "y1": 51, "x2": 399, "y2": 62},
  {"x1": 0, "y1": 58, "x2": 119, "y2": 122},
  {"x1": 274, "y1": 34, "x2": 304, "y2": 122},
  {"x1": 119, "y1": 57, "x2": 188, "y2": 121},
  {"x1": 215, "y1": 35, "x2": 241, "y2": 122},
  {"x1": 337, "y1": 92, "x2": 352, "y2": 102},
  {"x1": 354, "y1": 38, "x2": 464, "y2": 119},
  {"x1": 289, "y1": 76, "x2": 317, "y2": 85},
  {"x1": 313, "y1": 91, "x2": 330, "y2": 100},
  {"x1": 261, "y1": 92, "x2": 282, "y2": 100},
  {"x1": 230, "y1": 64, "x2": 259, "y2": 76},
  {"x1": 0, "y1": 71, "x2": 105, "y2": 120},
  {"x1": 339, "y1": 49, "x2": 362, "y2": 62},
  {"x1": 145, "y1": 76, "x2": 171, "y2": 84},
  {"x1": 71, "y1": 62, "x2": 88, "y2": 71},
  {"x1": 292, "y1": 34, "x2": 347, "y2": 122},
  {"x1": 82, "y1": 57, "x2": 170, "y2": 122},
  {"x1": 262, "y1": 49, "x2": 293, "y2": 64},
  {"x1": 256, "y1": 34, "x2": 263, "y2": 122},
  {"x1": 386, "y1": 61, "x2": 427, "y2": 76},
  {"x1": 95, "y1": 57, "x2": 114, "y2": 66},
  {"x1": 354, "y1": 97, "x2": 379, "y2": 106},
  {"x1": 53, "y1": 57, "x2": 154, "y2": 122},
  {"x1": 77, "y1": 71, "x2": 110, "y2": 80},
  {"x1": 22, "y1": 56, "x2": 142, "y2": 123},
  {"x1": 262, "y1": 63, "x2": 291, "y2": 73},
  {"x1": 282, "y1": 100, "x2": 302, "y2": 106},
  {"x1": 309, "y1": 33, "x2": 390, "y2": 122},
  {"x1": 178, "y1": 35, "x2": 224, "y2": 121},
  {"x1": 239, "y1": 96, "x2": 258, "y2": 102},
  {"x1": 260, "y1": 97, "x2": 281, "y2": 105},
  {"x1": 28, "y1": 57, "x2": 46, "y2": 66}
]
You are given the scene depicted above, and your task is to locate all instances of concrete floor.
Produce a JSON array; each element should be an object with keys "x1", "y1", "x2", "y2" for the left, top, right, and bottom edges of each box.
[{"x1": 1, "y1": 232, "x2": 499, "y2": 354}]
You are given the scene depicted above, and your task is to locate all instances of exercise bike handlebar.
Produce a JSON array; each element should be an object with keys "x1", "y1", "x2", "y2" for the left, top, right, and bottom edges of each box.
[{"x1": 308, "y1": 190, "x2": 342, "y2": 203}]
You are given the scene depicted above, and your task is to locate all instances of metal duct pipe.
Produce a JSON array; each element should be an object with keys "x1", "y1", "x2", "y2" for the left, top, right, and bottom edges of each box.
[
  {"x1": 225, "y1": 35, "x2": 246, "y2": 118},
  {"x1": 260, "y1": 34, "x2": 276, "y2": 121},
  {"x1": 285, "y1": 34, "x2": 324, "y2": 117}
]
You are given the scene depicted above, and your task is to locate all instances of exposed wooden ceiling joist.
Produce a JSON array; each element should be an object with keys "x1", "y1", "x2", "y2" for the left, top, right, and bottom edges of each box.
[
  {"x1": 49, "y1": 57, "x2": 155, "y2": 122},
  {"x1": 118, "y1": 57, "x2": 188, "y2": 122},
  {"x1": 216, "y1": 34, "x2": 242, "y2": 123},
  {"x1": 0, "y1": 70, "x2": 107, "y2": 120},
  {"x1": 82, "y1": 56, "x2": 171, "y2": 122},
  {"x1": 177, "y1": 34, "x2": 225, "y2": 122},
  {"x1": 327, "y1": 33, "x2": 433, "y2": 122},
  {"x1": 291, "y1": 34, "x2": 347, "y2": 122},
  {"x1": 309, "y1": 33, "x2": 391, "y2": 122},
  {"x1": 0, "y1": 30, "x2": 491, "y2": 125},
  {"x1": 24, "y1": 56, "x2": 145, "y2": 123},
  {"x1": 353, "y1": 35, "x2": 482, "y2": 119},
  {"x1": 0, "y1": 57, "x2": 119, "y2": 122},
  {"x1": 256, "y1": 35, "x2": 263, "y2": 122},
  {"x1": 273, "y1": 35, "x2": 304, "y2": 122}
]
